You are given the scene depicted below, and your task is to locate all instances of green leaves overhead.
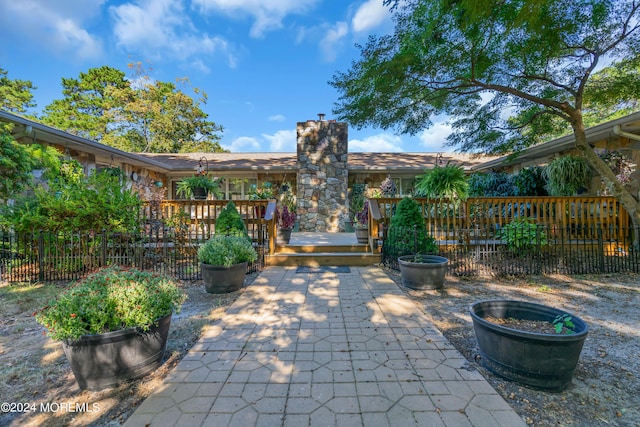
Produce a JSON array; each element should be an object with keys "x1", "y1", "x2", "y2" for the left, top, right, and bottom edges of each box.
[{"x1": 331, "y1": 0, "x2": 640, "y2": 154}]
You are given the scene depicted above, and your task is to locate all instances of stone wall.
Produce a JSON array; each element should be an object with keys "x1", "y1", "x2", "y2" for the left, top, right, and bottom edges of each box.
[{"x1": 296, "y1": 120, "x2": 349, "y2": 232}]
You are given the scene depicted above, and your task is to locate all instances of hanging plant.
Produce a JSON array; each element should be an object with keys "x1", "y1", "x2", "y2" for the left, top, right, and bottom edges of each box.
[
  {"x1": 379, "y1": 176, "x2": 397, "y2": 197},
  {"x1": 543, "y1": 156, "x2": 591, "y2": 196},
  {"x1": 414, "y1": 163, "x2": 469, "y2": 201}
]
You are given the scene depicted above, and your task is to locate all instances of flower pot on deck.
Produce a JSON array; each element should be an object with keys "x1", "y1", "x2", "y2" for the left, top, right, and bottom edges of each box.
[
  {"x1": 355, "y1": 227, "x2": 369, "y2": 244},
  {"x1": 470, "y1": 300, "x2": 588, "y2": 392}
]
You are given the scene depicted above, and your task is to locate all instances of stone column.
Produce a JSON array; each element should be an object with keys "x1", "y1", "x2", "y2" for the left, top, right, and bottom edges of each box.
[{"x1": 296, "y1": 119, "x2": 349, "y2": 232}]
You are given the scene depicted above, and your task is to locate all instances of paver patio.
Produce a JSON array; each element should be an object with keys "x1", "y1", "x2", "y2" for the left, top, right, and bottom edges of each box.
[{"x1": 124, "y1": 266, "x2": 526, "y2": 427}]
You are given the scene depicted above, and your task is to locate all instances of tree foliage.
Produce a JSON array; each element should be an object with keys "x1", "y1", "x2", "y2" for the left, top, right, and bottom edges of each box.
[
  {"x1": 41, "y1": 65, "x2": 226, "y2": 153},
  {"x1": 331, "y1": 0, "x2": 640, "y2": 229},
  {"x1": 0, "y1": 67, "x2": 36, "y2": 113},
  {"x1": 0, "y1": 122, "x2": 60, "y2": 200}
]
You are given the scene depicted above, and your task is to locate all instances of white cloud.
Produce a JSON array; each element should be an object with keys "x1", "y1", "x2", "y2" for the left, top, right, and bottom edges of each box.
[
  {"x1": 111, "y1": 0, "x2": 238, "y2": 68},
  {"x1": 222, "y1": 136, "x2": 262, "y2": 152},
  {"x1": 351, "y1": 0, "x2": 391, "y2": 33},
  {"x1": 418, "y1": 122, "x2": 453, "y2": 151},
  {"x1": 349, "y1": 133, "x2": 404, "y2": 152},
  {"x1": 0, "y1": 0, "x2": 104, "y2": 61},
  {"x1": 192, "y1": 0, "x2": 320, "y2": 38},
  {"x1": 263, "y1": 130, "x2": 296, "y2": 152},
  {"x1": 268, "y1": 114, "x2": 286, "y2": 122},
  {"x1": 320, "y1": 21, "x2": 349, "y2": 62}
]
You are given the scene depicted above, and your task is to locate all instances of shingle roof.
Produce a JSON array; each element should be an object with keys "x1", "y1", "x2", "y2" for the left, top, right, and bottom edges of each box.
[{"x1": 138, "y1": 151, "x2": 494, "y2": 173}]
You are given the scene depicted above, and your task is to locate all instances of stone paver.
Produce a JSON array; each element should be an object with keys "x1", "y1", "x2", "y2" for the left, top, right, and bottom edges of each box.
[{"x1": 124, "y1": 267, "x2": 526, "y2": 427}]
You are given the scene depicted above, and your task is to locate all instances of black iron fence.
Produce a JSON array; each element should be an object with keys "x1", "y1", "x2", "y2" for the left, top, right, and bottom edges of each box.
[
  {"x1": 382, "y1": 224, "x2": 640, "y2": 276},
  {"x1": 0, "y1": 225, "x2": 268, "y2": 283}
]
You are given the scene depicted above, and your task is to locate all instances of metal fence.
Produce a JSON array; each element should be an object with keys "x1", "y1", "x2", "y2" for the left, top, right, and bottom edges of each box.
[
  {"x1": 381, "y1": 224, "x2": 640, "y2": 276},
  {"x1": 0, "y1": 225, "x2": 268, "y2": 283}
]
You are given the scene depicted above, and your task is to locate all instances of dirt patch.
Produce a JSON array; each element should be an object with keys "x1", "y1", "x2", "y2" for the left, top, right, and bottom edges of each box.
[
  {"x1": 385, "y1": 268, "x2": 640, "y2": 427},
  {"x1": 2, "y1": 269, "x2": 639, "y2": 426}
]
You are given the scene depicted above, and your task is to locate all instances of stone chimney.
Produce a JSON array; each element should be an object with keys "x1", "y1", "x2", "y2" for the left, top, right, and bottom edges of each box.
[{"x1": 296, "y1": 116, "x2": 349, "y2": 232}]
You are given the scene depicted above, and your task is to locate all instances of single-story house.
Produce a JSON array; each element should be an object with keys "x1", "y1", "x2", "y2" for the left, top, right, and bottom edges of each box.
[{"x1": 3, "y1": 109, "x2": 640, "y2": 231}]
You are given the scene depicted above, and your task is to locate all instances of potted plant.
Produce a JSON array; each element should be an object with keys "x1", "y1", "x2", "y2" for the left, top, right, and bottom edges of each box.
[
  {"x1": 354, "y1": 199, "x2": 370, "y2": 244},
  {"x1": 176, "y1": 174, "x2": 223, "y2": 200},
  {"x1": 35, "y1": 266, "x2": 186, "y2": 391},
  {"x1": 276, "y1": 205, "x2": 296, "y2": 245},
  {"x1": 470, "y1": 300, "x2": 589, "y2": 391},
  {"x1": 386, "y1": 198, "x2": 447, "y2": 290},
  {"x1": 249, "y1": 184, "x2": 274, "y2": 217},
  {"x1": 198, "y1": 234, "x2": 258, "y2": 294},
  {"x1": 346, "y1": 183, "x2": 366, "y2": 232}
]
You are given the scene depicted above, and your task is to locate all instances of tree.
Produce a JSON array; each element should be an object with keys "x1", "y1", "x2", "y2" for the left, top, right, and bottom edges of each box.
[
  {"x1": 41, "y1": 66, "x2": 130, "y2": 142},
  {"x1": 0, "y1": 122, "x2": 60, "y2": 201},
  {"x1": 0, "y1": 67, "x2": 36, "y2": 113},
  {"x1": 330, "y1": 0, "x2": 640, "y2": 234},
  {"x1": 42, "y1": 65, "x2": 226, "y2": 153}
]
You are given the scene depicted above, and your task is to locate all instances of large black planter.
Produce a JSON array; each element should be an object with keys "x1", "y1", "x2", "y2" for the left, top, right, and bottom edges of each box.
[
  {"x1": 470, "y1": 300, "x2": 589, "y2": 392},
  {"x1": 398, "y1": 255, "x2": 448, "y2": 290},
  {"x1": 202, "y1": 261, "x2": 247, "y2": 293},
  {"x1": 62, "y1": 314, "x2": 172, "y2": 391}
]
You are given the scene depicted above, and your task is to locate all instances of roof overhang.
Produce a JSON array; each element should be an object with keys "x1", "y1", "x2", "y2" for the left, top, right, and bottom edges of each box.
[
  {"x1": 1, "y1": 110, "x2": 172, "y2": 172},
  {"x1": 471, "y1": 111, "x2": 640, "y2": 172}
]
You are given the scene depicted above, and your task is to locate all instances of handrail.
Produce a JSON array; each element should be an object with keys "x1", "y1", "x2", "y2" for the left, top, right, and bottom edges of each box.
[{"x1": 368, "y1": 196, "x2": 629, "y2": 243}]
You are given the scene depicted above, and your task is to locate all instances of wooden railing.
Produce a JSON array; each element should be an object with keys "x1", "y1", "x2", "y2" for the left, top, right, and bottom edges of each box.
[
  {"x1": 369, "y1": 196, "x2": 629, "y2": 244},
  {"x1": 142, "y1": 200, "x2": 278, "y2": 253}
]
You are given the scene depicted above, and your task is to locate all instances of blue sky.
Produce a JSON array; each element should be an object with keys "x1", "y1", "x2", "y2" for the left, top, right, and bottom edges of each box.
[{"x1": 0, "y1": 0, "x2": 451, "y2": 153}]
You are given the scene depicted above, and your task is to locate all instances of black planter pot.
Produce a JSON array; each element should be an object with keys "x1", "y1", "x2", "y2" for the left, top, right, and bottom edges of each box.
[
  {"x1": 201, "y1": 261, "x2": 248, "y2": 293},
  {"x1": 398, "y1": 255, "x2": 449, "y2": 290},
  {"x1": 277, "y1": 228, "x2": 292, "y2": 245},
  {"x1": 192, "y1": 187, "x2": 208, "y2": 200},
  {"x1": 62, "y1": 314, "x2": 172, "y2": 391},
  {"x1": 470, "y1": 300, "x2": 589, "y2": 392}
]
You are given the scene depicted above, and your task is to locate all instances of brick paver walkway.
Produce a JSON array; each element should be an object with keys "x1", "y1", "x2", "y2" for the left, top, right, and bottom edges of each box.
[{"x1": 124, "y1": 267, "x2": 526, "y2": 427}]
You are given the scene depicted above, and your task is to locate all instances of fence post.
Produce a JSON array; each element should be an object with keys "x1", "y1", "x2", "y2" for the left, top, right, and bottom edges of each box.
[
  {"x1": 37, "y1": 231, "x2": 44, "y2": 282},
  {"x1": 597, "y1": 227, "x2": 605, "y2": 273}
]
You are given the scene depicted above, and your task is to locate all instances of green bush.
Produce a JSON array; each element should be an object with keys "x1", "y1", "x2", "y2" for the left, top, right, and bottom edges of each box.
[
  {"x1": 198, "y1": 234, "x2": 258, "y2": 267},
  {"x1": 497, "y1": 218, "x2": 547, "y2": 256},
  {"x1": 215, "y1": 201, "x2": 248, "y2": 236},
  {"x1": 35, "y1": 266, "x2": 186, "y2": 341},
  {"x1": 4, "y1": 165, "x2": 142, "y2": 233},
  {"x1": 386, "y1": 198, "x2": 437, "y2": 257}
]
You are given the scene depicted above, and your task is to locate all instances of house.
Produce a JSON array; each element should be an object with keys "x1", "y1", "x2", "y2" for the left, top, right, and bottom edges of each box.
[
  {"x1": 4, "y1": 109, "x2": 640, "y2": 231},
  {"x1": 472, "y1": 111, "x2": 640, "y2": 197}
]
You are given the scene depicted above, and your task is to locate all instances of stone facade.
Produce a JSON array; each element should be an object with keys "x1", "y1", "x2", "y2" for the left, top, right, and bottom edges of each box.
[{"x1": 296, "y1": 120, "x2": 349, "y2": 232}]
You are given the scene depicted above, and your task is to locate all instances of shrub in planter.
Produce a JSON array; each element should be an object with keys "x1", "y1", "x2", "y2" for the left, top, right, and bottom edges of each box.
[
  {"x1": 198, "y1": 234, "x2": 258, "y2": 293},
  {"x1": 216, "y1": 201, "x2": 248, "y2": 237},
  {"x1": 386, "y1": 198, "x2": 438, "y2": 258},
  {"x1": 35, "y1": 266, "x2": 186, "y2": 390},
  {"x1": 354, "y1": 199, "x2": 370, "y2": 243}
]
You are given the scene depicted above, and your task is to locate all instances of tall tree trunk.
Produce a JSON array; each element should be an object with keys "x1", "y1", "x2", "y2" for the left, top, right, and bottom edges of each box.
[{"x1": 573, "y1": 126, "x2": 640, "y2": 246}]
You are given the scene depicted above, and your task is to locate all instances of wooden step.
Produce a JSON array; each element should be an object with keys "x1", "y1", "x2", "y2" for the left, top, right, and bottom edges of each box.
[
  {"x1": 276, "y1": 244, "x2": 370, "y2": 254},
  {"x1": 266, "y1": 252, "x2": 381, "y2": 267}
]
